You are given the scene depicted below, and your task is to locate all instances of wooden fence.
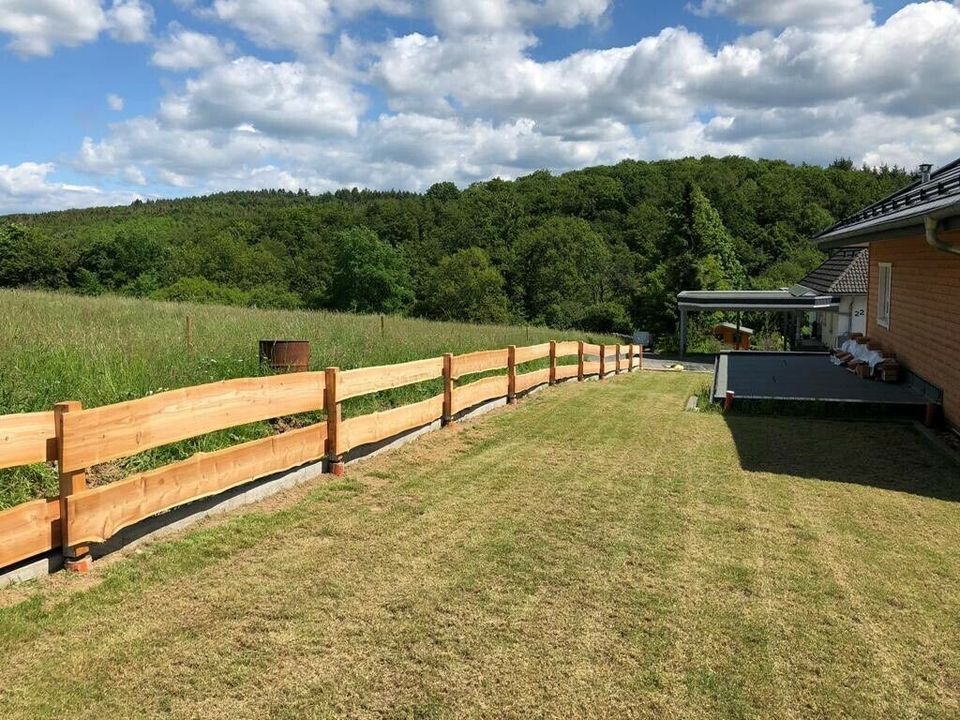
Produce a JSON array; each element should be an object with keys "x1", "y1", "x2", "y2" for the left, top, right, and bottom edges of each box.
[{"x1": 0, "y1": 341, "x2": 642, "y2": 571}]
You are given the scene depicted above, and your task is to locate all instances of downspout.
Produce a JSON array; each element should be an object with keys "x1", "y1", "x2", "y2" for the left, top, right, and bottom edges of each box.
[{"x1": 924, "y1": 215, "x2": 960, "y2": 256}]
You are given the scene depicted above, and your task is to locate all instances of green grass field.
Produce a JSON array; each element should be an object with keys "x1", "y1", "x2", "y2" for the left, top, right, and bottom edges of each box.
[
  {"x1": 1, "y1": 372, "x2": 958, "y2": 719},
  {"x1": 0, "y1": 289, "x2": 618, "y2": 509}
]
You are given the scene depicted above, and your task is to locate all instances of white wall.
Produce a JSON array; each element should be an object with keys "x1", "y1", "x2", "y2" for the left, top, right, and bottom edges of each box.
[
  {"x1": 850, "y1": 295, "x2": 866, "y2": 335},
  {"x1": 817, "y1": 294, "x2": 867, "y2": 347}
]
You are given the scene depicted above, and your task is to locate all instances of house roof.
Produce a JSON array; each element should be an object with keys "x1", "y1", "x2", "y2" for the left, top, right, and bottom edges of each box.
[
  {"x1": 815, "y1": 158, "x2": 960, "y2": 247},
  {"x1": 797, "y1": 247, "x2": 868, "y2": 296}
]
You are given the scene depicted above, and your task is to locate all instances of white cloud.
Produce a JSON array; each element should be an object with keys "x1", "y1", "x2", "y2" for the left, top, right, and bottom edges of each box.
[
  {"x1": 428, "y1": 0, "x2": 611, "y2": 34},
  {"x1": 0, "y1": 161, "x2": 140, "y2": 213},
  {"x1": 194, "y1": 0, "x2": 608, "y2": 51},
  {"x1": 374, "y1": 26, "x2": 707, "y2": 131},
  {"x1": 0, "y1": 0, "x2": 152, "y2": 57},
  {"x1": 698, "y1": 2, "x2": 960, "y2": 112},
  {"x1": 106, "y1": 0, "x2": 154, "y2": 42},
  {"x1": 202, "y1": 0, "x2": 412, "y2": 51},
  {"x1": 107, "y1": 93, "x2": 124, "y2": 111},
  {"x1": 31, "y1": 0, "x2": 960, "y2": 209},
  {"x1": 152, "y1": 25, "x2": 234, "y2": 70},
  {"x1": 0, "y1": 0, "x2": 106, "y2": 56},
  {"x1": 122, "y1": 164, "x2": 147, "y2": 184},
  {"x1": 691, "y1": 0, "x2": 873, "y2": 29},
  {"x1": 158, "y1": 56, "x2": 365, "y2": 138}
]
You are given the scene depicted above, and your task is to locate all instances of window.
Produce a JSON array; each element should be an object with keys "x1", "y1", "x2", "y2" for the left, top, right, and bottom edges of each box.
[{"x1": 877, "y1": 262, "x2": 892, "y2": 328}]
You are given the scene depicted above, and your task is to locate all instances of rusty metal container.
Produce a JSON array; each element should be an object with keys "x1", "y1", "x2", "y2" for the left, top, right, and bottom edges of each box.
[{"x1": 259, "y1": 339, "x2": 310, "y2": 373}]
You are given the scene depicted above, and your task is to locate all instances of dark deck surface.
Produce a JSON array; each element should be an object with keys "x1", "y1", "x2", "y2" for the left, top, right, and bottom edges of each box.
[{"x1": 713, "y1": 352, "x2": 928, "y2": 405}]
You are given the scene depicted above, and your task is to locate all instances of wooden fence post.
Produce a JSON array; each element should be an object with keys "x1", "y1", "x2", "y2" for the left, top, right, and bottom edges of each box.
[
  {"x1": 324, "y1": 367, "x2": 344, "y2": 476},
  {"x1": 599, "y1": 345, "x2": 606, "y2": 380},
  {"x1": 549, "y1": 341, "x2": 557, "y2": 385},
  {"x1": 442, "y1": 353, "x2": 454, "y2": 425},
  {"x1": 55, "y1": 401, "x2": 91, "y2": 572},
  {"x1": 628, "y1": 343, "x2": 635, "y2": 372},
  {"x1": 577, "y1": 341, "x2": 584, "y2": 381},
  {"x1": 507, "y1": 345, "x2": 517, "y2": 404},
  {"x1": 639, "y1": 343, "x2": 644, "y2": 370},
  {"x1": 615, "y1": 344, "x2": 622, "y2": 375}
]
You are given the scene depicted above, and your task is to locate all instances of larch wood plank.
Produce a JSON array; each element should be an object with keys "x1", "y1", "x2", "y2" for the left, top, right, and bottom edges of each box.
[
  {"x1": 60, "y1": 372, "x2": 326, "y2": 471},
  {"x1": 583, "y1": 361, "x2": 602, "y2": 376},
  {"x1": 0, "y1": 411, "x2": 56, "y2": 470},
  {"x1": 338, "y1": 357, "x2": 443, "y2": 401},
  {"x1": 514, "y1": 343, "x2": 550, "y2": 365},
  {"x1": 554, "y1": 364, "x2": 580, "y2": 381},
  {"x1": 338, "y1": 395, "x2": 444, "y2": 453},
  {"x1": 0, "y1": 497, "x2": 61, "y2": 568},
  {"x1": 515, "y1": 369, "x2": 550, "y2": 394},
  {"x1": 451, "y1": 375, "x2": 509, "y2": 415},
  {"x1": 451, "y1": 349, "x2": 509, "y2": 379},
  {"x1": 65, "y1": 423, "x2": 327, "y2": 546},
  {"x1": 554, "y1": 341, "x2": 579, "y2": 357}
]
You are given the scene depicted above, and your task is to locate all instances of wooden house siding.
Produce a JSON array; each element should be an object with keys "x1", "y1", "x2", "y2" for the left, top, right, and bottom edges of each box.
[{"x1": 867, "y1": 231, "x2": 960, "y2": 426}]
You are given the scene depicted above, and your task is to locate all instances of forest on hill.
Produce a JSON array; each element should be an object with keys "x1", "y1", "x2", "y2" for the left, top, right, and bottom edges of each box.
[{"x1": 0, "y1": 156, "x2": 909, "y2": 342}]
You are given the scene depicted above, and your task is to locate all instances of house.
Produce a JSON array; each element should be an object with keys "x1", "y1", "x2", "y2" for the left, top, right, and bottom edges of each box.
[
  {"x1": 814, "y1": 161, "x2": 960, "y2": 428},
  {"x1": 795, "y1": 247, "x2": 868, "y2": 348},
  {"x1": 713, "y1": 321, "x2": 753, "y2": 350}
]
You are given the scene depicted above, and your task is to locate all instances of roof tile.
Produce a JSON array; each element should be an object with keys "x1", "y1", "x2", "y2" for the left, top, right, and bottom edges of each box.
[{"x1": 798, "y1": 247, "x2": 868, "y2": 295}]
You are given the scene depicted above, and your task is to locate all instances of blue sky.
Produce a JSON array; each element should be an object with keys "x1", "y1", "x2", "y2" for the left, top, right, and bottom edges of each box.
[{"x1": 0, "y1": 0, "x2": 957, "y2": 212}]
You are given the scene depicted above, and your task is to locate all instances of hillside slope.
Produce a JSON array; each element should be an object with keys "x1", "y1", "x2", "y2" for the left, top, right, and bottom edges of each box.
[{"x1": 1, "y1": 157, "x2": 910, "y2": 338}]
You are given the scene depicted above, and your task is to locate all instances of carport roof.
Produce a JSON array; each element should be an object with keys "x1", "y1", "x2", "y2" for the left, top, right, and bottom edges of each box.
[{"x1": 677, "y1": 289, "x2": 839, "y2": 311}]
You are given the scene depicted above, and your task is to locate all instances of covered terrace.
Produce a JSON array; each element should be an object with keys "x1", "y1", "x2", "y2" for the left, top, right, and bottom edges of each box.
[{"x1": 676, "y1": 288, "x2": 839, "y2": 356}]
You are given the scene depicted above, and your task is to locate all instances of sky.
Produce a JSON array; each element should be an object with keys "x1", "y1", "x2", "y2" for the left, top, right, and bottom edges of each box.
[{"x1": 1, "y1": 0, "x2": 959, "y2": 213}]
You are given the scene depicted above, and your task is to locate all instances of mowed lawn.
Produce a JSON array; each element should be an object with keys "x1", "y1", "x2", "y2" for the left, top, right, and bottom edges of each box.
[{"x1": 1, "y1": 372, "x2": 959, "y2": 719}]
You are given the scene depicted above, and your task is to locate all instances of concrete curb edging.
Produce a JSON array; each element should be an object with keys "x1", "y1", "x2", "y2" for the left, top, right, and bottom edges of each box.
[{"x1": 0, "y1": 459, "x2": 326, "y2": 589}]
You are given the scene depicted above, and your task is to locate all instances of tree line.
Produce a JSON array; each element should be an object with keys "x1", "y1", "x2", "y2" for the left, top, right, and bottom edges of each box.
[{"x1": 0, "y1": 156, "x2": 908, "y2": 341}]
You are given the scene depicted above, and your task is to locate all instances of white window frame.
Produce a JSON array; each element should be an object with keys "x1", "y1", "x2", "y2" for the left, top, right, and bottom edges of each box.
[{"x1": 876, "y1": 262, "x2": 892, "y2": 329}]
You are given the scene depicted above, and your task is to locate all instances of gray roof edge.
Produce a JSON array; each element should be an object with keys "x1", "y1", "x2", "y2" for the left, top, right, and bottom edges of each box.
[{"x1": 814, "y1": 197, "x2": 960, "y2": 247}]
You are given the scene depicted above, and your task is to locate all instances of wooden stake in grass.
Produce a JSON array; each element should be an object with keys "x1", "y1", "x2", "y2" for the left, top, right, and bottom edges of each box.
[
  {"x1": 380, "y1": 314, "x2": 385, "y2": 338},
  {"x1": 507, "y1": 345, "x2": 517, "y2": 404},
  {"x1": 324, "y1": 367, "x2": 344, "y2": 476},
  {"x1": 599, "y1": 345, "x2": 606, "y2": 380},
  {"x1": 54, "y1": 401, "x2": 91, "y2": 571},
  {"x1": 628, "y1": 344, "x2": 635, "y2": 372},
  {"x1": 442, "y1": 353, "x2": 454, "y2": 425},
  {"x1": 577, "y1": 341, "x2": 584, "y2": 382},
  {"x1": 549, "y1": 341, "x2": 557, "y2": 385}
]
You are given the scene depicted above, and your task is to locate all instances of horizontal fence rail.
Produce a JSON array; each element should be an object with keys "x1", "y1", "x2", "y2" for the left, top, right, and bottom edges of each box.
[
  {"x1": 0, "y1": 411, "x2": 57, "y2": 470},
  {"x1": 0, "y1": 340, "x2": 641, "y2": 572},
  {"x1": 451, "y1": 348, "x2": 509, "y2": 379},
  {"x1": 61, "y1": 373, "x2": 326, "y2": 472},
  {"x1": 338, "y1": 357, "x2": 443, "y2": 401},
  {"x1": 66, "y1": 423, "x2": 328, "y2": 546},
  {"x1": 0, "y1": 497, "x2": 61, "y2": 567}
]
